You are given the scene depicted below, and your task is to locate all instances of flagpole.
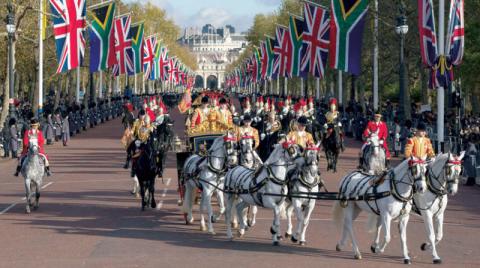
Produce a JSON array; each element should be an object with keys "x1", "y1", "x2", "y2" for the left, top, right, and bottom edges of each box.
[
  {"x1": 38, "y1": 0, "x2": 44, "y2": 115},
  {"x1": 116, "y1": 76, "x2": 119, "y2": 96},
  {"x1": 284, "y1": 77, "x2": 288, "y2": 97},
  {"x1": 316, "y1": 77, "x2": 320, "y2": 100},
  {"x1": 142, "y1": 76, "x2": 145, "y2": 94},
  {"x1": 338, "y1": 71, "x2": 343, "y2": 110},
  {"x1": 373, "y1": 0, "x2": 379, "y2": 111},
  {"x1": 437, "y1": 0, "x2": 445, "y2": 152},
  {"x1": 76, "y1": 68, "x2": 81, "y2": 103},
  {"x1": 134, "y1": 74, "x2": 137, "y2": 95},
  {"x1": 276, "y1": 78, "x2": 280, "y2": 96},
  {"x1": 300, "y1": 78, "x2": 304, "y2": 97},
  {"x1": 99, "y1": 71, "x2": 103, "y2": 99}
]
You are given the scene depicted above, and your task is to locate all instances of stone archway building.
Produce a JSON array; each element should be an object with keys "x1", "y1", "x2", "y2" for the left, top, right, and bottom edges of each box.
[{"x1": 178, "y1": 24, "x2": 248, "y2": 89}]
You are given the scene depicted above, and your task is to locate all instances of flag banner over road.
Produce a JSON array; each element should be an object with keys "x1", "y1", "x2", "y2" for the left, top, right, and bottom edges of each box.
[
  {"x1": 329, "y1": 0, "x2": 368, "y2": 75},
  {"x1": 143, "y1": 35, "x2": 157, "y2": 80},
  {"x1": 112, "y1": 15, "x2": 132, "y2": 76},
  {"x1": 301, "y1": 2, "x2": 330, "y2": 78},
  {"x1": 49, "y1": 0, "x2": 87, "y2": 73},
  {"x1": 168, "y1": 57, "x2": 178, "y2": 83},
  {"x1": 128, "y1": 23, "x2": 144, "y2": 75},
  {"x1": 418, "y1": 0, "x2": 438, "y2": 67},
  {"x1": 288, "y1": 15, "x2": 306, "y2": 78},
  {"x1": 273, "y1": 26, "x2": 292, "y2": 78},
  {"x1": 88, "y1": 1, "x2": 116, "y2": 73}
]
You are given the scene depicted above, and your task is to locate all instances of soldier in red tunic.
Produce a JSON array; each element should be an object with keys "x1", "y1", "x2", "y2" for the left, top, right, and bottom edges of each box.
[
  {"x1": 359, "y1": 112, "x2": 391, "y2": 167},
  {"x1": 14, "y1": 118, "x2": 51, "y2": 176}
]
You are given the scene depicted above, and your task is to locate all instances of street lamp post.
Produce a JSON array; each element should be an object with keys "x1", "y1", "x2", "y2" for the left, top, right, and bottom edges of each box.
[
  {"x1": 6, "y1": 2, "x2": 16, "y2": 120},
  {"x1": 395, "y1": 5, "x2": 410, "y2": 121}
]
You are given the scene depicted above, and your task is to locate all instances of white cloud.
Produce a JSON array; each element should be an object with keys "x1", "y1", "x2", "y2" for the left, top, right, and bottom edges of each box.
[{"x1": 188, "y1": 8, "x2": 231, "y2": 29}]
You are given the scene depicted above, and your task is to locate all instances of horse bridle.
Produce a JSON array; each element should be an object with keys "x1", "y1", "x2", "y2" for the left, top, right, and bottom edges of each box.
[
  {"x1": 426, "y1": 156, "x2": 461, "y2": 196},
  {"x1": 390, "y1": 161, "x2": 427, "y2": 202}
]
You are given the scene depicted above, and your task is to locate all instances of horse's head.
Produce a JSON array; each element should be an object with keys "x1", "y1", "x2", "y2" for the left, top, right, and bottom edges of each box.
[
  {"x1": 223, "y1": 133, "x2": 238, "y2": 167},
  {"x1": 444, "y1": 152, "x2": 464, "y2": 195},
  {"x1": 368, "y1": 133, "x2": 382, "y2": 156},
  {"x1": 282, "y1": 140, "x2": 300, "y2": 160},
  {"x1": 240, "y1": 135, "x2": 254, "y2": 155},
  {"x1": 408, "y1": 156, "x2": 428, "y2": 194},
  {"x1": 304, "y1": 142, "x2": 321, "y2": 175},
  {"x1": 28, "y1": 139, "x2": 40, "y2": 156}
]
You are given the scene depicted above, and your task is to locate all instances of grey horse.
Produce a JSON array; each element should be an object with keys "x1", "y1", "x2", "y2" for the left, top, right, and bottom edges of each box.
[{"x1": 22, "y1": 141, "x2": 45, "y2": 213}]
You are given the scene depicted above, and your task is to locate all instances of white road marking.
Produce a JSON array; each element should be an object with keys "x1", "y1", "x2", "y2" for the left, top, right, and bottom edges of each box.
[
  {"x1": 0, "y1": 182, "x2": 54, "y2": 215},
  {"x1": 157, "y1": 178, "x2": 171, "y2": 210}
]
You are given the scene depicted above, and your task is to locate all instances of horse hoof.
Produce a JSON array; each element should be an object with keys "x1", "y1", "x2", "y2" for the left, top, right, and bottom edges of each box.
[
  {"x1": 211, "y1": 216, "x2": 217, "y2": 223},
  {"x1": 177, "y1": 200, "x2": 183, "y2": 206},
  {"x1": 237, "y1": 231, "x2": 244, "y2": 238},
  {"x1": 231, "y1": 222, "x2": 239, "y2": 229},
  {"x1": 433, "y1": 259, "x2": 442, "y2": 264},
  {"x1": 291, "y1": 236, "x2": 298, "y2": 243},
  {"x1": 371, "y1": 245, "x2": 377, "y2": 253},
  {"x1": 151, "y1": 201, "x2": 157, "y2": 209},
  {"x1": 209, "y1": 231, "x2": 216, "y2": 235},
  {"x1": 420, "y1": 243, "x2": 428, "y2": 251},
  {"x1": 336, "y1": 244, "x2": 342, "y2": 252},
  {"x1": 354, "y1": 254, "x2": 362, "y2": 260},
  {"x1": 299, "y1": 241, "x2": 306, "y2": 246},
  {"x1": 273, "y1": 241, "x2": 280, "y2": 246},
  {"x1": 25, "y1": 207, "x2": 31, "y2": 214},
  {"x1": 200, "y1": 226, "x2": 207, "y2": 232},
  {"x1": 270, "y1": 227, "x2": 277, "y2": 235},
  {"x1": 285, "y1": 232, "x2": 291, "y2": 239},
  {"x1": 404, "y1": 259, "x2": 412, "y2": 265}
]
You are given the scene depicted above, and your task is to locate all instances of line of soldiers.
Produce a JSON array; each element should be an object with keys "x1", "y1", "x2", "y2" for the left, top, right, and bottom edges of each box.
[{"x1": 184, "y1": 93, "x2": 346, "y2": 161}]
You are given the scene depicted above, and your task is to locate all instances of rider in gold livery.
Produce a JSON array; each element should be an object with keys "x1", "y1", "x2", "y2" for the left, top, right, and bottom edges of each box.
[{"x1": 287, "y1": 116, "x2": 314, "y2": 149}]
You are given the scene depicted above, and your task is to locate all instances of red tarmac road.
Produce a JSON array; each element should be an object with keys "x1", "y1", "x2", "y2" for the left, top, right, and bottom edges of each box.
[{"x1": 0, "y1": 108, "x2": 479, "y2": 268}]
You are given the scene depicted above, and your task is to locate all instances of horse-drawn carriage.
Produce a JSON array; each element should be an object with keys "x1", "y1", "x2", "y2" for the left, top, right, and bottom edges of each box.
[{"x1": 175, "y1": 109, "x2": 235, "y2": 190}]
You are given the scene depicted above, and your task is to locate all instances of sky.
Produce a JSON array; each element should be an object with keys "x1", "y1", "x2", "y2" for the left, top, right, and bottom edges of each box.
[{"x1": 124, "y1": 0, "x2": 282, "y2": 33}]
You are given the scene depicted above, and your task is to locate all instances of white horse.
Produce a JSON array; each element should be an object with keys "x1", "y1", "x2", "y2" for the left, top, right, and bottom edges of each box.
[
  {"x1": 22, "y1": 140, "x2": 46, "y2": 214},
  {"x1": 413, "y1": 152, "x2": 464, "y2": 264},
  {"x1": 238, "y1": 136, "x2": 263, "y2": 227},
  {"x1": 333, "y1": 157, "x2": 428, "y2": 264},
  {"x1": 285, "y1": 143, "x2": 321, "y2": 245},
  {"x1": 182, "y1": 135, "x2": 238, "y2": 234},
  {"x1": 224, "y1": 141, "x2": 300, "y2": 245},
  {"x1": 362, "y1": 132, "x2": 386, "y2": 175}
]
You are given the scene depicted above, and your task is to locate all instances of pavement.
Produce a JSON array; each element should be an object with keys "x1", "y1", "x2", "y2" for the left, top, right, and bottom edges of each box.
[{"x1": 0, "y1": 107, "x2": 479, "y2": 268}]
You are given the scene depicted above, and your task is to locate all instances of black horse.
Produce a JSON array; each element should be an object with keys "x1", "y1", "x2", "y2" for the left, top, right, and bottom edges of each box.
[
  {"x1": 321, "y1": 125, "x2": 342, "y2": 173},
  {"x1": 151, "y1": 116, "x2": 175, "y2": 179},
  {"x1": 132, "y1": 135, "x2": 158, "y2": 211}
]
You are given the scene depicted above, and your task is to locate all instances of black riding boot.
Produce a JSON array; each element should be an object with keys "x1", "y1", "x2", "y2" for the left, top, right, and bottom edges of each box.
[
  {"x1": 45, "y1": 166, "x2": 51, "y2": 176},
  {"x1": 386, "y1": 159, "x2": 390, "y2": 168},
  {"x1": 358, "y1": 157, "x2": 363, "y2": 170},
  {"x1": 14, "y1": 165, "x2": 21, "y2": 177},
  {"x1": 123, "y1": 156, "x2": 130, "y2": 169}
]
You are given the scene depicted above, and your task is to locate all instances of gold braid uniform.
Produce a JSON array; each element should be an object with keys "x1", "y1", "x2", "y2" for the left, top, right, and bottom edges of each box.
[
  {"x1": 132, "y1": 119, "x2": 153, "y2": 143},
  {"x1": 287, "y1": 130, "x2": 314, "y2": 149},
  {"x1": 235, "y1": 125, "x2": 260, "y2": 149},
  {"x1": 404, "y1": 136, "x2": 435, "y2": 159}
]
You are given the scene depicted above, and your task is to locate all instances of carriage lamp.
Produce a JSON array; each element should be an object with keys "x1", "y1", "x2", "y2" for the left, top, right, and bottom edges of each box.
[{"x1": 174, "y1": 135, "x2": 182, "y2": 152}]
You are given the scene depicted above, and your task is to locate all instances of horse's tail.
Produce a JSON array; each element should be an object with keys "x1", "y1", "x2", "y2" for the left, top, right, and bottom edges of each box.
[
  {"x1": 366, "y1": 213, "x2": 379, "y2": 233},
  {"x1": 332, "y1": 201, "x2": 344, "y2": 230}
]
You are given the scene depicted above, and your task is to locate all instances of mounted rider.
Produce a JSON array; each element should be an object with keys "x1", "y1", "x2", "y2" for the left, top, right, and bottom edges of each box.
[
  {"x1": 235, "y1": 114, "x2": 262, "y2": 168},
  {"x1": 324, "y1": 98, "x2": 345, "y2": 151},
  {"x1": 259, "y1": 106, "x2": 281, "y2": 161},
  {"x1": 404, "y1": 122, "x2": 435, "y2": 160},
  {"x1": 359, "y1": 112, "x2": 391, "y2": 168},
  {"x1": 287, "y1": 116, "x2": 314, "y2": 149},
  {"x1": 14, "y1": 118, "x2": 51, "y2": 177}
]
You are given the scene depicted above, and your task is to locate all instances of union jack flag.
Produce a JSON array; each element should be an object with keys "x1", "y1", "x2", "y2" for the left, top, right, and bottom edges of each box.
[
  {"x1": 273, "y1": 26, "x2": 292, "y2": 78},
  {"x1": 159, "y1": 46, "x2": 169, "y2": 81},
  {"x1": 418, "y1": 0, "x2": 438, "y2": 67},
  {"x1": 143, "y1": 35, "x2": 157, "y2": 80},
  {"x1": 301, "y1": 2, "x2": 330, "y2": 78},
  {"x1": 168, "y1": 57, "x2": 179, "y2": 84},
  {"x1": 49, "y1": 0, "x2": 86, "y2": 73},
  {"x1": 112, "y1": 15, "x2": 133, "y2": 76},
  {"x1": 446, "y1": 0, "x2": 464, "y2": 66}
]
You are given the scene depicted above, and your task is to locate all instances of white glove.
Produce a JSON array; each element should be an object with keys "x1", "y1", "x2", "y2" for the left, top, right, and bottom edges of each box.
[
  {"x1": 260, "y1": 133, "x2": 266, "y2": 140},
  {"x1": 338, "y1": 122, "x2": 342, "y2": 127}
]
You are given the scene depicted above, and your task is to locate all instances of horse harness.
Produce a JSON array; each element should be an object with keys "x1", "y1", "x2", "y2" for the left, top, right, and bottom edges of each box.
[{"x1": 338, "y1": 169, "x2": 419, "y2": 216}]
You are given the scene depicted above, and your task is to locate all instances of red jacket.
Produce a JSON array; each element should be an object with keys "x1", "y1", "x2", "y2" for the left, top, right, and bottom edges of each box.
[
  {"x1": 21, "y1": 129, "x2": 47, "y2": 157},
  {"x1": 363, "y1": 121, "x2": 390, "y2": 158},
  {"x1": 363, "y1": 121, "x2": 388, "y2": 141}
]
